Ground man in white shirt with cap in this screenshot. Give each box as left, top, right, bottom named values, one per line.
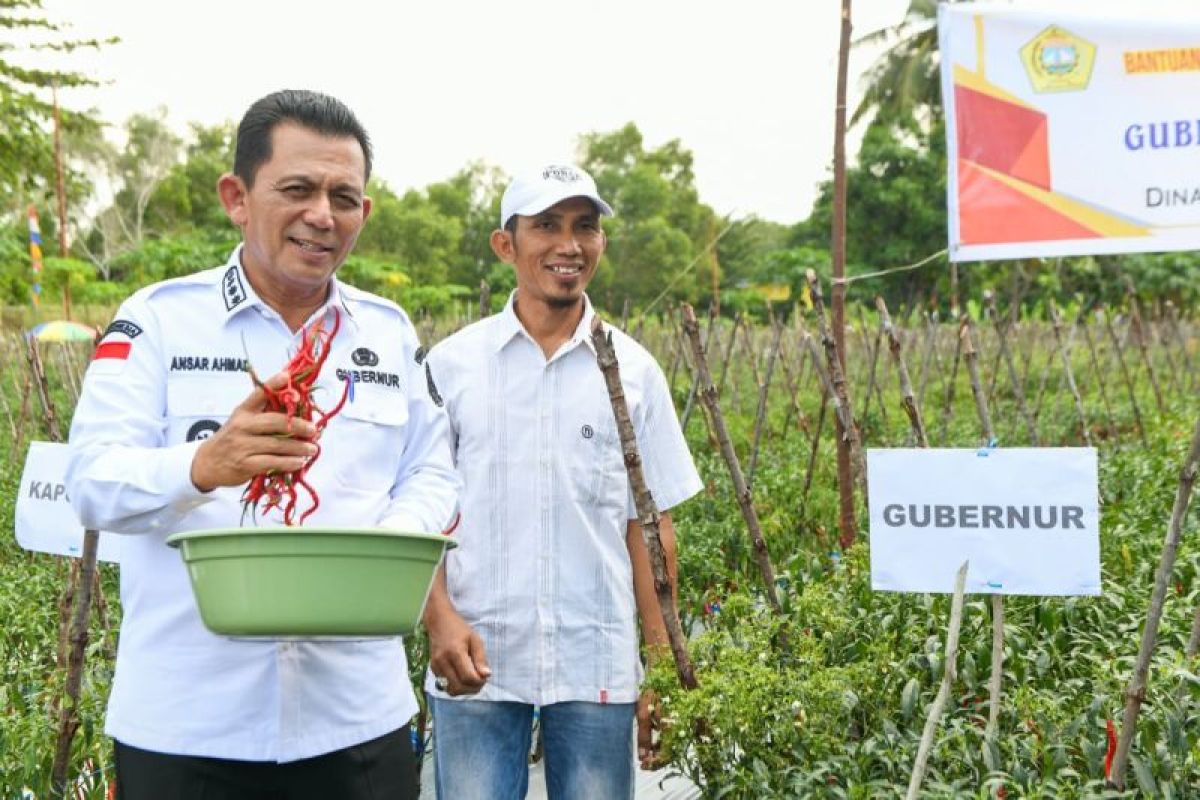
left=421, top=164, right=703, bottom=799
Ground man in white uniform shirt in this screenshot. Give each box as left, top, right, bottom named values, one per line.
left=422, top=165, right=703, bottom=799
left=66, top=90, right=458, bottom=798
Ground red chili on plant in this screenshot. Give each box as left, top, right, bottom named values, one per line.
left=241, top=307, right=351, bottom=526
left=1104, top=718, right=1117, bottom=780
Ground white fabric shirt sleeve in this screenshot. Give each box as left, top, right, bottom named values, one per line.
left=376, top=341, right=460, bottom=535
left=66, top=295, right=213, bottom=534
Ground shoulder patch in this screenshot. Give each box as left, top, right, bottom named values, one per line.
left=103, top=319, right=142, bottom=340
left=222, top=266, right=247, bottom=311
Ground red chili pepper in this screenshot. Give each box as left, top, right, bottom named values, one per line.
left=241, top=307, right=350, bottom=526
left=1104, top=719, right=1117, bottom=780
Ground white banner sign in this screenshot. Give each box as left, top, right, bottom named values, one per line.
left=16, top=442, right=121, bottom=563
left=940, top=3, right=1200, bottom=261
left=868, top=448, right=1099, bottom=595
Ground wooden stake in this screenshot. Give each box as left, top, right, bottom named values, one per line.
left=1049, top=302, right=1092, bottom=447
left=590, top=316, right=698, bottom=690
left=50, top=530, right=100, bottom=795
left=1109, top=416, right=1200, bottom=790
left=1078, top=309, right=1118, bottom=443
left=748, top=320, right=783, bottom=489
left=807, top=270, right=864, bottom=547
left=906, top=560, right=969, bottom=800
left=681, top=304, right=782, bottom=614
left=876, top=296, right=928, bottom=447
left=986, top=291, right=1038, bottom=445
left=1103, top=309, right=1147, bottom=445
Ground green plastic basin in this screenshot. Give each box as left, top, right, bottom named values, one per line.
left=166, top=527, right=455, bottom=637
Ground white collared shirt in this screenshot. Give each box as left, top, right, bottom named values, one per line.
left=66, top=247, right=459, bottom=762
left=424, top=293, right=702, bottom=706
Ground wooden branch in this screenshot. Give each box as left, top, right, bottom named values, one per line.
left=590, top=316, right=698, bottom=690
left=986, top=291, right=1038, bottom=445
left=681, top=304, right=782, bottom=614
left=1103, top=309, right=1147, bottom=445
left=806, top=269, right=864, bottom=548
left=876, top=296, right=928, bottom=447
left=1109, top=416, right=1200, bottom=790
left=478, top=279, right=491, bottom=319
left=1124, top=278, right=1166, bottom=415
left=748, top=321, right=783, bottom=489
left=49, top=530, right=99, bottom=795
left=1049, top=302, right=1092, bottom=447
left=906, top=560, right=969, bottom=800
left=1078, top=309, right=1118, bottom=442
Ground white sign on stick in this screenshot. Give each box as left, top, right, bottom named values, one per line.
left=16, top=441, right=121, bottom=563
left=868, top=448, right=1099, bottom=595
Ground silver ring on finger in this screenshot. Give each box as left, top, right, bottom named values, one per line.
left=435, top=675, right=449, bottom=691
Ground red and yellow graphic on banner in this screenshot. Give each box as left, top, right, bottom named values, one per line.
left=951, top=17, right=1146, bottom=250
left=939, top=4, right=1200, bottom=262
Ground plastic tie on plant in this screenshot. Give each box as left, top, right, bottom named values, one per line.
left=976, top=437, right=999, bottom=457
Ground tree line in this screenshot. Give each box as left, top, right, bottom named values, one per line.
left=4, top=0, right=1199, bottom=321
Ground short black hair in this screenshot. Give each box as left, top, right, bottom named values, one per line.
left=233, top=90, right=373, bottom=187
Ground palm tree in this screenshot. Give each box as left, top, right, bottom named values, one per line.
left=851, top=0, right=945, bottom=127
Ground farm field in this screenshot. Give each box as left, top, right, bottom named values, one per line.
left=2, top=293, right=1199, bottom=799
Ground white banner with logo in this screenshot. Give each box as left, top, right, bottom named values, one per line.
left=868, top=448, right=1099, bottom=595
left=940, top=3, right=1200, bottom=261
left=16, top=441, right=121, bottom=563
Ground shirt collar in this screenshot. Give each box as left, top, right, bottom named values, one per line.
left=492, top=291, right=600, bottom=357
left=219, top=245, right=358, bottom=332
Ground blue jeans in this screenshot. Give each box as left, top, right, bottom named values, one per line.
left=430, top=697, right=635, bottom=800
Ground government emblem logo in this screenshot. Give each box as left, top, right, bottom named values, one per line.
left=1020, top=25, right=1096, bottom=93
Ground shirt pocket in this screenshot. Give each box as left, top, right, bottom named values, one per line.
left=327, top=391, right=410, bottom=492
left=165, top=377, right=247, bottom=445
left=572, top=409, right=631, bottom=517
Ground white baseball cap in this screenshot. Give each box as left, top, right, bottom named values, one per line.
left=499, top=164, right=614, bottom=229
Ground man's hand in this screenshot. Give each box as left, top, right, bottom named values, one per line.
left=189, top=372, right=319, bottom=493
left=637, top=688, right=663, bottom=770
left=426, top=605, right=491, bottom=696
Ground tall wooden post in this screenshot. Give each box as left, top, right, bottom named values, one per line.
left=830, top=0, right=855, bottom=546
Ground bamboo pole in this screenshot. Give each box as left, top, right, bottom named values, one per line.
left=681, top=304, right=782, bottom=614
left=1109, top=416, right=1200, bottom=790
left=876, top=296, right=928, bottom=447
left=590, top=316, right=698, bottom=690
left=906, top=561, right=969, bottom=800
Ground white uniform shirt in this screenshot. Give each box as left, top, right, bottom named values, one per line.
left=424, top=293, right=702, bottom=706
left=66, top=248, right=459, bottom=762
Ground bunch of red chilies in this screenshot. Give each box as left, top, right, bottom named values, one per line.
left=242, top=307, right=350, bottom=526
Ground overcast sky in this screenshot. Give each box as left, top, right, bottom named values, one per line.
left=35, top=0, right=921, bottom=224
